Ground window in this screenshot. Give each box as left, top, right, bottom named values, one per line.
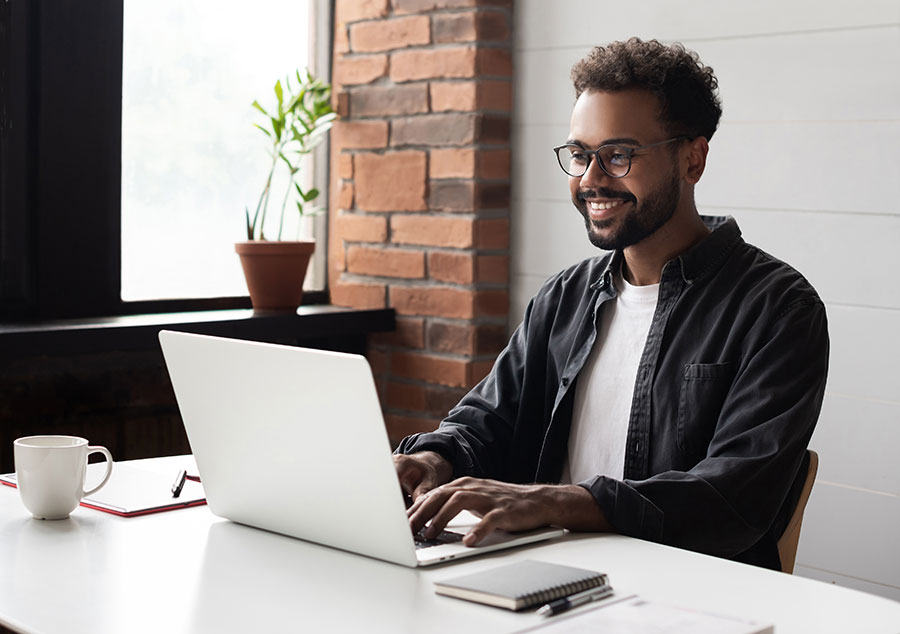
left=0, top=0, right=330, bottom=320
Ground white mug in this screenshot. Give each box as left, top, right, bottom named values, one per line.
left=13, top=435, right=114, bottom=520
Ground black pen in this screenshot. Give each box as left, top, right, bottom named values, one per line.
left=171, top=469, right=187, bottom=498
left=537, top=584, right=614, bottom=617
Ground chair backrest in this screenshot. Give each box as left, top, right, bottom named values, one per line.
left=777, top=449, right=819, bottom=574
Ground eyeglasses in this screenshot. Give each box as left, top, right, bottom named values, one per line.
left=553, top=136, right=690, bottom=178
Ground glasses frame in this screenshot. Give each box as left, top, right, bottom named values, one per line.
left=553, top=136, right=691, bottom=179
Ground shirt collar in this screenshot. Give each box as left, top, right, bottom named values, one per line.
left=676, top=215, right=742, bottom=283
left=590, top=215, right=742, bottom=290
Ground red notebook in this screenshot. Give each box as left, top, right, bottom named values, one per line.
left=1, top=461, right=206, bottom=517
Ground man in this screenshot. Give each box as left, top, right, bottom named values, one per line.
left=394, top=38, right=829, bottom=571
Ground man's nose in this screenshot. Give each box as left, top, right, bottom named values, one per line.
left=579, top=156, right=610, bottom=189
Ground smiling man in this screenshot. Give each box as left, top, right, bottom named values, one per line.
left=394, top=38, right=829, bottom=571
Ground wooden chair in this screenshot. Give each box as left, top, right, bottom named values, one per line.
left=777, top=449, right=819, bottom=574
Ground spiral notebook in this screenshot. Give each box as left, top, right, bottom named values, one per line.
left=434, top=560, right=610, bottom=611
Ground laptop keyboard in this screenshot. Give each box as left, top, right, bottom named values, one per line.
left=414, top=527, right=465, bottom=550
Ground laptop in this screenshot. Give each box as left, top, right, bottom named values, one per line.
left=158, top=330, right=564, bottom=567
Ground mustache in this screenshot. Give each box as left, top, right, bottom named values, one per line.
left=576, top=188, right=636, bottom=204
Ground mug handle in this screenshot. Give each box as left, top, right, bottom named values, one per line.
left=83, top=446, right=114, bottom=497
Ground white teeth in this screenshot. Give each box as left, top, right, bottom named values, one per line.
left=589, top=200, right=625, bottom=210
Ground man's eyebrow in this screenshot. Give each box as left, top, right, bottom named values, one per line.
left=564, top=137, right=642, bottom=147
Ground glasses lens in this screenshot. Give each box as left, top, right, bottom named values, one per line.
left=557, top=146, right=588, bottom=176
left=598, top=146, right=631, bottom=177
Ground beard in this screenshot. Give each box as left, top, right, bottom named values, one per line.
left=574, top=165, right=681, bottom=251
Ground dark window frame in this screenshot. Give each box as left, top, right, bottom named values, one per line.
left=0, top=0, right=327, bottom=322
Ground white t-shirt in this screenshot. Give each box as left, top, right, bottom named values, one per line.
left=562, top=270, right=659, bottom=484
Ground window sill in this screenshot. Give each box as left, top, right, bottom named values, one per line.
left=0, top=305, right=396, bottom=359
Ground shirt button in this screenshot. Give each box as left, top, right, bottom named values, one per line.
left=561, top=377, right=569, bottom=387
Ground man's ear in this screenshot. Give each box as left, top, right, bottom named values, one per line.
left=683, top=137, right=709, bottom=184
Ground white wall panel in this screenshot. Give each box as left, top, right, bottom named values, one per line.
left=722, top=208, right=900, bottom=310
left=827, top=304, right=900, bottom=402
left=795, top=565, right=900, bottom=603
left=511, top=199, right=603, bottom=276
left=515, top=27, right=900, bottom=126
left=698, top=121, right=900, bottom=215
left=811, top=395, right=900, bottom=495
left=797, top=483, right=900, bottom=589
left=514, top=0, right=899, bottom=51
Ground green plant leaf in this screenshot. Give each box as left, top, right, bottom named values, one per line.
left=278, top=151, right=294, bottom=171
left=301, top=187, right=319, bottom=202
left=270, top=116, right=283, bottom=139
left=251, top=100, right=269, bottom=116
left=295, top=201, right=304, bottom=215
left=274, top=80, right=283, bottom=106
left=253, top=123, right=272, bottom=137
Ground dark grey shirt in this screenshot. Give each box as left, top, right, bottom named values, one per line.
left=397, top=216, right=829, bottom=570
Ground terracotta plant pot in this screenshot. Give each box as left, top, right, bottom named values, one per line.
left=235, top=240, right=315, bottom=310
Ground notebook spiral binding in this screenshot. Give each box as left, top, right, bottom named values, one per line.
left=519, top=573, right=608, bottom=607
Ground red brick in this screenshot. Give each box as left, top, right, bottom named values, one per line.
left=476, top=254, right=509, bottom=283
left=432, top=10, right=509, bottom=43
left=428, top=251, right=474, bottom=284
left=475, top=217, right=509, bottom=249
left=337, top=181, right=354, bottom=210
left=391, top=113, right=477, bottom=147
left=469, top=359, right=495, bottom=385
left=425, top=320, right=509, bottom=356
left=429, top=181, right=509, bottom=211
left=336, top=0, right=389, bottom=23
left=347, top=246, right=425, bottom=278
left=477, top=80, right=512, bottom=111
left=391, top=215, right=474, bottom=248
left=333, top=120, right=389, bottom=150
left=429, top=80, right=512, bottom=112
left=476, top=148, right=510, bottom=179
left=384, top=414, right=441, bottom=449
left=335, top=25, right=351, bottom=55
left=336, top=213, right=388, bottom=242
left=427, top=321, right=476, bottom=354
left=430, top=82, right=477, bottom=112
left=366, top=346, right=389, bottom=377
left=338, top=154, right=354, bottom=180
left=393, top=0, right=511, bottom=13
left=390, top=285, right=476, bottom=319
left=390, top=47, right=476, bottom=82
left=477, top=114, right=510, bottom=143
left=424, top=385, right=468, bottom=415
left=430, top=148, right=476, bottom=179
left=355, top=151, right=427, bottom=211
left=386, top=381, right=426, bottom=411
left=391, top=351, right=469, bottom=387
left=334, top=91, right=351, bottom=117
left=370, top=317, right=426, bottom=348
left=429, top=180, right=474, bottom=212
left=475, top=289, right=508, bottom=316
left=476, top=47, right=513, bottom=77
left=334, top=54, right=388, bottom=86
left=331, top=280, right=387, bottom=308
left=350, top=83, right=428, bottom=117
left=350, top=16, right=430, bottom=53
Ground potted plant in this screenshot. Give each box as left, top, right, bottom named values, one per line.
left=235, top=68, right=336, bottom=310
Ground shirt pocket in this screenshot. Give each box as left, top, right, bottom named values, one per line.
left=677, top=362, right=736, bottom=465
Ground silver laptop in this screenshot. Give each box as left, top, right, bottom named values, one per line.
left=158, top=330, right=564, bottom=567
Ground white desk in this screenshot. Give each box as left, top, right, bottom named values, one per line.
left=1, top=456, right=899, bottom=634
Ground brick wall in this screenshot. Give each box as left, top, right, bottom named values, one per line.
left=329, top=0, right=513, bottom=448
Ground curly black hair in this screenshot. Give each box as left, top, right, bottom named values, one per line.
left=571, top=38, right=723, bottom=141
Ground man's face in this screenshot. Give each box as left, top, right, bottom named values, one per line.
left=566, top=89, right=684, bottom=251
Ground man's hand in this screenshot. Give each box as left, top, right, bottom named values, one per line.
left=406, top=477, right=611, bottom=546
left=393, top=451, right=453, bottom=502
